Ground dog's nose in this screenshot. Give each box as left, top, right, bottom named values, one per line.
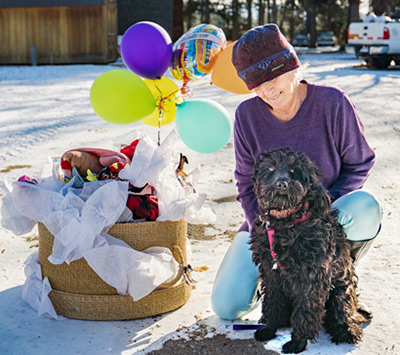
left=276, top=180, right=288, bottom=191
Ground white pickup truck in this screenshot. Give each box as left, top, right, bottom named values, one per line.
left=346, top=14, right=400, bottom=69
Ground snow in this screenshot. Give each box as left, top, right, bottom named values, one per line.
left=1, top=52, right=399, bottom=355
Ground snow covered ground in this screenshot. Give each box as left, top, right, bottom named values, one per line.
left=0, top=52, right=399, bottom=355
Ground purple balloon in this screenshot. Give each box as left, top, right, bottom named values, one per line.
left=121, top=22, right=173, bottom=80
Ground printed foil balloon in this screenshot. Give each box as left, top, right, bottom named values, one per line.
left=170, top=24, right=227, bottom=87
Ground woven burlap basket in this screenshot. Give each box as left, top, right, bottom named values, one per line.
left=38, top=220, right=191, bottom=321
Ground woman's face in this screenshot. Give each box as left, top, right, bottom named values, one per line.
left=253, top=70, right=299, bottom=111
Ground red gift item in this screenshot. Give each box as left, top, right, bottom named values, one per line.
left=126, top=194, right=159, bottom=221
left=60, top=160, right=72, bottom=170
left=109, top=162, right=126, bottom=173
left=120, top=139, right=140, bottom=161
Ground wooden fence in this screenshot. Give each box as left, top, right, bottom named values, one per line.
left=0, top=0, right=118, bottom=64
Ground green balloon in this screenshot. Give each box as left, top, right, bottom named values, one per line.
left=176, top=99, right=232, bottom=154
left=90, top=69, right=156, bottom=125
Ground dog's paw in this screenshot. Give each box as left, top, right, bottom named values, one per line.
left=330, top=332, right=360, bottom=345
left=282, top=339, right=307, bottom=354
left=254, top=327, right=276, bottom=341
left=330, top=323, right=363, bottom=344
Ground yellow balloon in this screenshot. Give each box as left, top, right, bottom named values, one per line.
left=211, top=41, right=253, bottom=95
left=141, top=77, right=183, bottom=127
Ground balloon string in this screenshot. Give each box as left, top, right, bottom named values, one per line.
left=153, top=81, right=181, bottom=146
left=154, top=84, right=181, bottom=113
left=158, top=107, right=161, bottom=146
left=155, top=83, right=163, bottom=146
left=191, top=80, right=212, bottom=88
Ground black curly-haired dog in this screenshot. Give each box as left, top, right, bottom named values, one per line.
left=250, top=148, right=368, bottom=354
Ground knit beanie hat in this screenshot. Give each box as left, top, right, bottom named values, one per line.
left=232, top=24, right=300, bottom=90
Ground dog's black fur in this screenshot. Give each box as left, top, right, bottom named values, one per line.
left=250, top=148, right=367, bottom=354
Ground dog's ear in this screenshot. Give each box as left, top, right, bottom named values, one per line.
left=252, top=152, right=269, bottom=183
left=296, top=154, right=332, bottom=214
left=307, top=177, right=332, bottom=215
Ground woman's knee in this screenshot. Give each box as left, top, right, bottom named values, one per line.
left=211, top=231, right=259, bottom=320
left=333, top=189, right=383, bottom=241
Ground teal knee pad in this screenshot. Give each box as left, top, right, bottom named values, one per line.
left=333, top=189, right=383, bottom=241
left=211, top=231, right=259, bottom=320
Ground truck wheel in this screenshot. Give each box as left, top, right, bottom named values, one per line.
left=369, top=56, right=392, bottom=69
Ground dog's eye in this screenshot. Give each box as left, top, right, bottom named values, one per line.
left=268, top=167, right=275, bottom=172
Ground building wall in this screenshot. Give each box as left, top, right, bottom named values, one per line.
left=0, top=2, right=118, bottom=65
left=117, top=0, right=173, bottom=36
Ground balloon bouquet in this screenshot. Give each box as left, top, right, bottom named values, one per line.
left=90, top=21, right=249, bottom=154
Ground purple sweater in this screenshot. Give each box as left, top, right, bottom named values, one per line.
left=234, top=81, right=375, bottom=231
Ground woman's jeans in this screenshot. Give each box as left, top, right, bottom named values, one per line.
left=211, top=190, right=383, bottom=320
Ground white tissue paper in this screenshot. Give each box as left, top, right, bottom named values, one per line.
left=119, top=129, right=216, bottom=224
left=83, top=240, right=177, bottom=301
left=2, top=129, right=216, bottom=317
left=21, top=251, right=62, bottom=320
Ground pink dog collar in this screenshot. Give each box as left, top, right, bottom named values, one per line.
left=267, top=212, right=311, bottom=270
